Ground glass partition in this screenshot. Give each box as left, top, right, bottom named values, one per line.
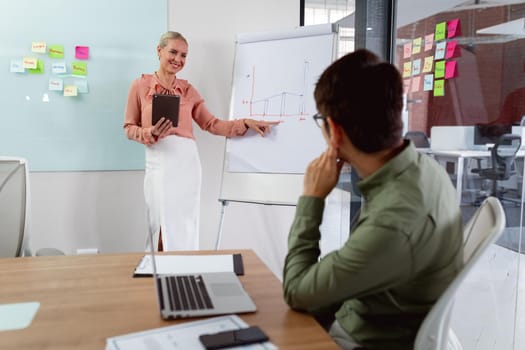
left=396, top=1, right=525, bottom=348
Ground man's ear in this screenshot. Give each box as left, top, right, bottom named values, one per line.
left=326, top=117, right=343, bottom=148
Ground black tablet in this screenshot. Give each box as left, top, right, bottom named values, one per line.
left=152, top=94, right=180, bottom=127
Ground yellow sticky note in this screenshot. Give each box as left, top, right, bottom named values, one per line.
left=31, top=42, right=46, bottom=54
left=403, top=61, right=412, bottom=78
left=64, top=85, right=78, bottom=97
left=422, top=56, right=434, bottom=73
left=412, top=37, right=422, bottom=54
left=433, top=79, right=445, bottom=96
left=22, top=57, right=38, bottom=69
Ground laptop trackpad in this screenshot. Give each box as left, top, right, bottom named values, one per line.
left=210, top=283, right=243, bottom=297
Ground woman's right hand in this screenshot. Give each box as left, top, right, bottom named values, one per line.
left=151, top=117, right=173, bottom=140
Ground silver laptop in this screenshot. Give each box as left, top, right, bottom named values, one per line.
left=148, top=232, right=256, bottom=319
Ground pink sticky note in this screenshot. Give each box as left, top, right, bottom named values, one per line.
left=445, top=61, right=458, bottom=79
left=403, top=42, right=412, bottom=59
left=447, top=19, right=461, bottom=38
left=403, top=79, right=411, bottom=93
left=75, top=46, right=89, bottom=60
left=445, top=40, right=461, bottom=59
left=411, top=76, right=421, bottom=93
left=424, top=33, right=434, bottom=51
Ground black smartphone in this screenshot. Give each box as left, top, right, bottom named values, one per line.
left=199, top=326, right=269, bottom=350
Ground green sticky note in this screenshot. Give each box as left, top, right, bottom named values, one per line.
left=49, top=45, right=64, bottom=59
left=0, top=302, right=40, bottom=331
left=435, top=21, right=447, bottom=41
left=28, top=59, right=44, bottom=74
left=434, top=79, right=445, bottom=96
left=434, top=60, right=445, bottom=79
left=72, top=61, right=87, bottom=76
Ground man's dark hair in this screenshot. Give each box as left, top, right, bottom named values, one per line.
left=314, top=49, right=403, bottom=153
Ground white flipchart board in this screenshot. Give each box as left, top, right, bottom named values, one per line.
left=220, top=24, right=338, bottom=205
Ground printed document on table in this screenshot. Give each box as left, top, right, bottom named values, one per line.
left=105, top=314, right=277, bottom=350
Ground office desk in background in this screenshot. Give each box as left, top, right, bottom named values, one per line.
left=0, top=250, right=338, bottom=350
left=431, top=149, right=525, bottom=205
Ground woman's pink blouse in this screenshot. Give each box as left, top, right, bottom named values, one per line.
left=124, top=74, right=247, bottom=145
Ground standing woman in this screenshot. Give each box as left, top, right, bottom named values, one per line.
left=124, top=31, right=276, bottom=251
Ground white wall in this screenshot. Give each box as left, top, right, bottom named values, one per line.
left=29, top=171, right=148, bottom=254
left=168, top=0, right=299, bottom=276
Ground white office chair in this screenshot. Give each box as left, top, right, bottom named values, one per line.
left=414, top=197, right=506, bottom=350
left=0, top=157, right=63, bottom=257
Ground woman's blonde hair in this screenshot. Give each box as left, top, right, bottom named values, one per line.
left=158, top=31, right=187, bottom=48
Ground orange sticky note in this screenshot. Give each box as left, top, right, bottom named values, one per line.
left=447, top=19, right=461, bottom=38
left=445, top=61, right=458, bottom=79
left=445, top=40, right=461, bottom=59
left=22, top=57, right=38, bottom=69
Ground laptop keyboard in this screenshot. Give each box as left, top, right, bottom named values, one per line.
left=165, top=275, right=214, bottom=311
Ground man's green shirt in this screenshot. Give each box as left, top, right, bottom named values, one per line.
left=283, top=142, right=463, bottom=350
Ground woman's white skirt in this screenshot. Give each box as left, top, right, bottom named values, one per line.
left=144, top=135, right=201, bottom=251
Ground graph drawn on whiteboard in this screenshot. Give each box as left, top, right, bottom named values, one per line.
left=227, top=30, right=336, bottom=174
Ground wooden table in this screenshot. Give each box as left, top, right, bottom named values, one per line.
left=0, top=250, right=338, bottom=349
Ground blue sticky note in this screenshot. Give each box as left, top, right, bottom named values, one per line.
left=0, top=302, right=40, bottom=331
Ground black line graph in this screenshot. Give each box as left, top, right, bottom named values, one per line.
left=240, top=61, right=311, bottom=121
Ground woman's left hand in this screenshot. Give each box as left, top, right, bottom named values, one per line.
left=244, top=119, right=280, bottom=137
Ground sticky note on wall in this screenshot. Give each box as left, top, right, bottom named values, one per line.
left=422, top=56, right=434, bottom=73
left=434, top=61, right=445, bottom=78
left=423, top=74, right=434, bottom=91
left=72, top=61, right=87, bottom=76
left=435, top=21, right=447, bottom=41
left=446, top=41, right=461, bottom=59
left=75, top=46, right=89, bottom=60
left=447, top=19, right=461, bottom=38
left=64, top=85, right=78, bottom=97
left=424, top=33, right=434, bottom=51
left=445, top=61, right=458, bottom=79
left=49, top=45, right=64, bottom=59
left=434, top=79, right=445, bottom=96
left=31, top=42, right=46, bottom=53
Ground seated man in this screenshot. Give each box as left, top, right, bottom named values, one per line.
left=282, top=49, right=463, bottom=350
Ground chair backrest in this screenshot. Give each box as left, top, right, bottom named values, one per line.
left=0, top=157, right=30, bottom=257
left=405, top=131, right=431, bottom=148
left=491, top=133, right=521, bottom=179
left=414, top=197, right=506, bottom=350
